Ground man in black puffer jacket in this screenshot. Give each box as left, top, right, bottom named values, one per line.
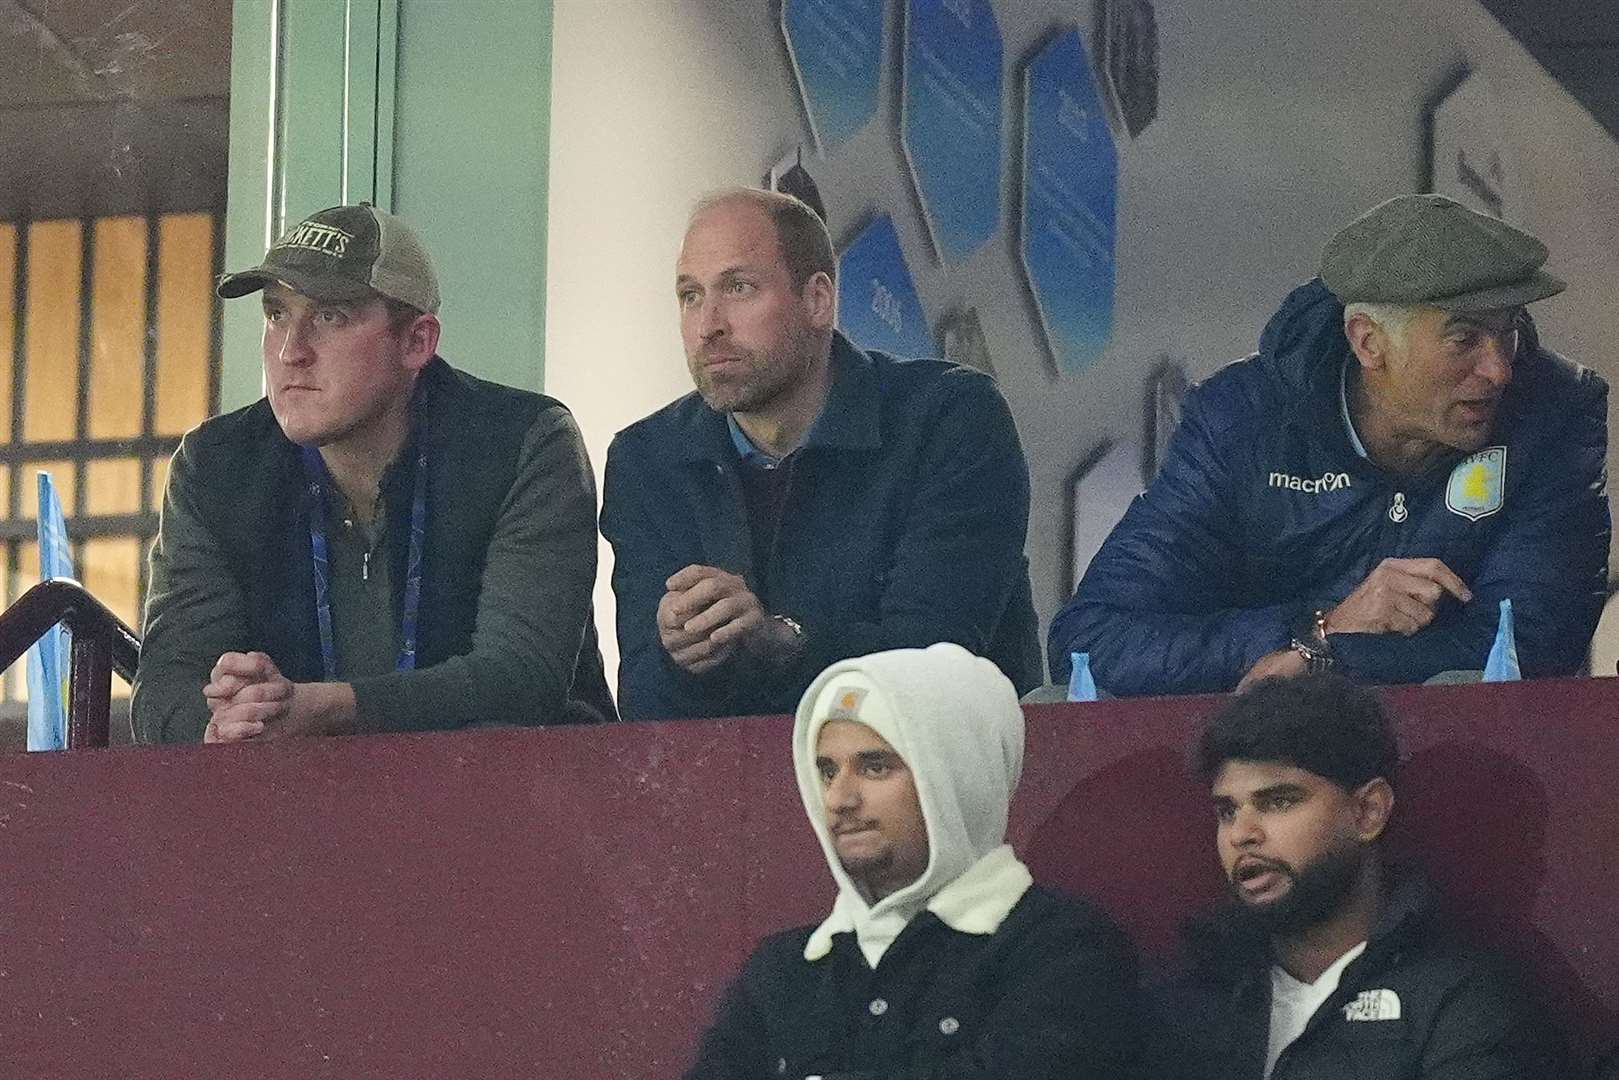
left=1148, top=674, right=1567, bottom=1079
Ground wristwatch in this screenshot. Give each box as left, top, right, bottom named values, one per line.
left=771, top=613, right=804, bottom=639
left=1289, top=608, right=1335, bottom=673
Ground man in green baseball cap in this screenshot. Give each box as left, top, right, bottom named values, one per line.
left=133, top=204, right=616, bottom=743
left=1050, top=193, right=1609, bottom=696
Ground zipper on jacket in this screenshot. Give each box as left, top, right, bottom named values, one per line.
left=1388, top=491, right=1407, bottom=524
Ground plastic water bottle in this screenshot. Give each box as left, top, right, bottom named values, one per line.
left=1067, top=652, right=1098, bottom=702
left=1482, top=598, right=1521, bottom=682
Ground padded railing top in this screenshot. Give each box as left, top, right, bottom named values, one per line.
left=0, top=577, right=140, bottom=682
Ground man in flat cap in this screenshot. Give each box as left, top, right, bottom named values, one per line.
left=1050, top=194, right=1609, bottom=695
left=133, top=204, right=615, bottom=742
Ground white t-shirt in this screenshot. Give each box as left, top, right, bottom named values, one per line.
left=1265, top=941, right=1368, bottom=1078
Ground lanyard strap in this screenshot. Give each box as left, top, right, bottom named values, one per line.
left=302, top=441, right=429, bottom=681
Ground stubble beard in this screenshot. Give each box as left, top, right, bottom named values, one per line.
left=1442, top=405, right=1498, bottom=453
left=689, top=320, right=818, bottom=416
left=838, top=846, right=893, bottom=879
left=691, top=348, right=779, bottom=414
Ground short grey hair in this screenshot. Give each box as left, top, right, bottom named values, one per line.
left=1343, top=301, right=1420, bottom=350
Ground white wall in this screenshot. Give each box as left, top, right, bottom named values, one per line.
left=547, top=0, right=1619, bottom=683
left=547, top=0, right=802, bottom=679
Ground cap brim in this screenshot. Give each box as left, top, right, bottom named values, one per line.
left=1429, top=268, right=1567, bottom=311
left=215, top=266, right=377, bottom=304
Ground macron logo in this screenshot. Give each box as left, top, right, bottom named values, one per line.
left=1269, top=470, right=1351, bottom=494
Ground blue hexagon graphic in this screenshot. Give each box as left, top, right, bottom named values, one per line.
left=781, top=0, right=887, bottom=152
left=900, top=0, right=1004, bottom=263
left=837, top=215, right=933, bottom=358
left=1020, top=29, right=1118, bottom=376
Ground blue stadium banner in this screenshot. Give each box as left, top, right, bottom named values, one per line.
left=26, top=471, right=74, bottom=751
left=781, top=0, right=887, bottom=152
left=901, top=0, right=1004, bottom=262
left=1019, top=29, right=1118, bottom=376
left=837, top=215, right=933, bottom=358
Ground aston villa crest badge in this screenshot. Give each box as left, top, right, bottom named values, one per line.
left=1446, top=446, right=1506, bottom=522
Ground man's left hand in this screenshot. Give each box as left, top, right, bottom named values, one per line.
left=1236, top=648, right=1306, bottom=692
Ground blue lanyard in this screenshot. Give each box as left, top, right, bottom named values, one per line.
left=301, top=439, right=429, bottom=681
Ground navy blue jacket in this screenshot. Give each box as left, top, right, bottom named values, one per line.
left=1050, top=280, right=1610, bottom=695
left=602, top=332, right=1041, bottom=720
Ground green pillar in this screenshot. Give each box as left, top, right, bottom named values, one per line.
left=392, top=2, right=554, bottom=393
left=222, top=0, right=551, bottom=408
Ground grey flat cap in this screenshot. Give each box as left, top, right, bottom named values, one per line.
left=1320, top=194, right=1565, bottom=311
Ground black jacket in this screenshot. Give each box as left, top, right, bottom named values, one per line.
left=684, top=886, right=1141, bottom=1080
left=1148, top=872, right=1567, bottom=1079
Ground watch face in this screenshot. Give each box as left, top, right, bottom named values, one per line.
left=1289, top=640, right=1330, bottom=673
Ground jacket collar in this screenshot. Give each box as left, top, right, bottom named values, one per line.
left=1181, top=866, right=1438, bottom=1077
left=1260, top=280, right=1546, bottom=481
left=676, top=330, right=881, bottom=464
left=804, top=844, right=1033, bottom=968
left=276, top=355, right=449, bottom=504
left=366, top=358, right=450, bottom=507
left=1186, top=864, right=1438, bottom=985
left=405, top=355, right=454, bottom=455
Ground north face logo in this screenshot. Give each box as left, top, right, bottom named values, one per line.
left=1269, top=470, right=1351, bottom=494
left=1343, top=988, right=1402, bottom=1021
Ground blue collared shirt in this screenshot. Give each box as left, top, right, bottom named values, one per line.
left=726, top=413, right=783, bottom=470
left=727, top=412, right=830, bottom=471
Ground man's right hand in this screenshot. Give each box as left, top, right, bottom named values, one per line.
left=1324, top=557, right=1473, bottom=637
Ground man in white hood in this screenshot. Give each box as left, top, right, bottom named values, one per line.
left=684, top=642, right=1142, bottom=1079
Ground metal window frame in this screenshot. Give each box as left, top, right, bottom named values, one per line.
left=1, top=212, right=225, bottom=701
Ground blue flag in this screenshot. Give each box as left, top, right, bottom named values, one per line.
left=1067, top=652, right=1099, bottom=702
left=25, top=472, right=74, bottom=751
left=1482, top=598, right=1521, bottom=682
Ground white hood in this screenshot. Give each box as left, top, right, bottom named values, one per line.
left=792, top=643, right=1033, bottom=968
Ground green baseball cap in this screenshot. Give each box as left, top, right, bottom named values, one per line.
left=217, top=203, right=440, bottom=314
left=1319, top=194, right=1564, bottom=311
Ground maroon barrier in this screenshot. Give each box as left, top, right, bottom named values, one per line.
left=0, top=678, right=1615, bottom=1077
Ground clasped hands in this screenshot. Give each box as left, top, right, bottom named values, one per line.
left=1237, top=557, right=1473, bottom=690
left=202, top=652, right=353, bottom=743
left=657, top=565, right=803, bottom=675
